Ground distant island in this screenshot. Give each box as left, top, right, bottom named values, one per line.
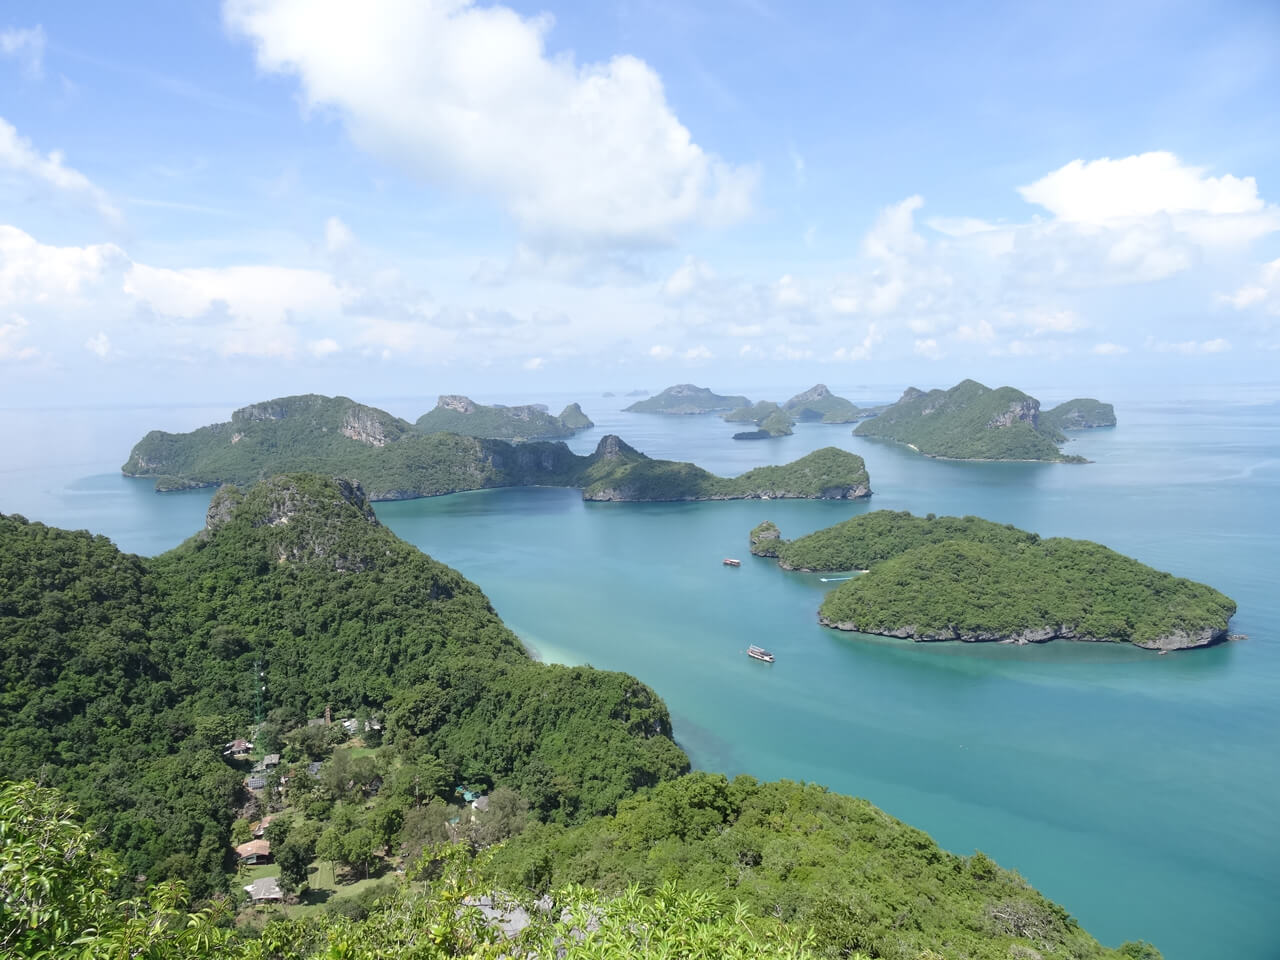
left=853, top=379, right=1113, bottom=461
left=624, top=383, right=750, bottom=414
left=724, top=401, right=794, bottom=440
left=415, top=394, right=593, bottom=440
left=751, top=511, right=1236, bottom=651
left=1039, top=397, right=1117, bottom=432
left=782, top=383, right=873, bottom=423
left=123, top=394, right=872, bottom=502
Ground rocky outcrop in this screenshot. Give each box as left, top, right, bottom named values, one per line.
left=749, top=521, right=782, bottom=557
left=817, top=617, right=1230, bottom=651
left=986, top=397, right=1040, bottom=430
left=439, top=395, right=478, bottom=414
left=341, top=407, right=393, bottom=446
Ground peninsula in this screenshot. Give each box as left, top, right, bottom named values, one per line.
left=752, top=511, right=1236, bottom=650
left=122, top=394, right=871, bottom=502
left=852, top=379, right=1112, bottom=461
left=416, top=394, right=593, bottom=440
left=624, top=383, right=750, bottom=414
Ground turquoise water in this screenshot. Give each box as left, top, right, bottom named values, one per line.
left=2, top=391, right=1278, bottom=959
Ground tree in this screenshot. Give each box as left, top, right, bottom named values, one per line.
left=316, top=827, right=344, bottom=885
left=343, top=827, right=379, bottom=881
left=230, top=817, right=252, bottom=845
left=275, top=838, right=312, bottom=896
left=473, top=786, right=529, bottom=846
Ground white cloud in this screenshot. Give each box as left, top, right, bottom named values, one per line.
left=1092, top=342, right=1129, bottom=355
left=1149, top=337, right=1231, bottom=355
left=774, top=274, right=805, bottom=308
left=0, top=314, right=37, bottom=360
left=682, top=344, right=713, bottom=361
left=522, top=355, right=544, bottom=370
left=727, top=323, right=763, bottom=338
left=663, top=255, right=715, bottom=299
left=913, top=337, right=941, bottom=359
left=0, top=225, right=126, bottom=307
left=1019, top=153, right=1263, bottom=223
left=224, top=0, right=756, bottom=246
left=83, top=331, right=111, bottom=357
left=831, top=323, right=882, bottom=362
left=0, top=25, right=45, bottom=78
left=788, top=143, right=805, bottom=186
left=648, top=344, right=673, bottom=359
left=1028, top=308, right=1086, bottom=335
left=308, top=337, right=340, bottom=357
left=1224, top=258, right=1280, bottom=315
left=323, top=216, right=355, bottom=256
left=0, top=117, right=120, bottom=222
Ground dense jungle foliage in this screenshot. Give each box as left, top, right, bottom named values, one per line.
left=122, top=394, right=866, bottom=502
left=486, top=772, right=1160, bottom=960
left=853, top=380, right=1082, bottom=461
left=0, top=475, right=687, bottom=895
left=753, top=511, right=1236, bottom=646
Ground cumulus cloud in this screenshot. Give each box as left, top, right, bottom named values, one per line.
left=0, top=25, right=45, bottom=78
left=1148, top=337, right=1231, bottom=355
left=648, top=344, right=673, bottom=359
left=1092, top=342, right=1129, bottom=355
left=1224, top=258, right=1280, bottom=315
left=522, top=355, right=544, bottom=370
left=224, top=0, right=756, bottom=246
left=0, top=117, right=120, bottom=222
left=913, top=337, right=941, bottom=359
left=0, top=314, right=37, bottom=360
left=831, top=323, right=882, bottom=362
left=308, top=337, right=339, bottom=357
left=664, top=255, right=715, bottom=299
left=83, top=331, right=111, bottom=357
left=682, top=344, right=713, bottom=361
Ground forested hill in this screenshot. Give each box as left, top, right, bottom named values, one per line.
left=415, top=394, right=593, bottom=439
left=123, top=395, right=872, bottom=502
left=0, top=474, right=688, bottom=893
left=852, top=379, right=1110, bottom=461
left=753, top=511, right=1237, bottom=649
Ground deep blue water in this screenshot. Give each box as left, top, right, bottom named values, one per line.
left=3, top=388, right=1278, bottom=959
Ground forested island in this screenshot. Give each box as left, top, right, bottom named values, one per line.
left=782, top=383, right=872, bottom=423
left=624, top=383, right=750, bottom=414
left=852, top=379, right=1113, bottom=461
left=0, top=477, right=1160, bottom=959
left=752, top=511, right=1236, bottom=649
left=122, top=394, right=869, bottom=502
left=724, top=401, right=795, bottom=439
left=416, top=394, right=593, bottom=439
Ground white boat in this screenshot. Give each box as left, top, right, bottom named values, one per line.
left=746, top=645, right=775, bottom=663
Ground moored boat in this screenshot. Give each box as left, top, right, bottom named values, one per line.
left=723, top=558, right=741, bottom=566
left=747, top=645, right=775, bottom=663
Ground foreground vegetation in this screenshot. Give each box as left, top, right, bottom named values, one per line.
left=123, top=394, right=869, bottom=502
left=0, top=480, right=1165, bottom=956
left=0, top=475, right=687, bottom=897
left=755, top=511, right=1236, bottom=648
left=853, top=380, right=1107, bottom=461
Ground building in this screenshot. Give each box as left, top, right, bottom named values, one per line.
left=246, top=776, right=267, bottom=791
left=235, top=839, right=271, bottom=865
left=223, top=739, right=252, bottom=756
left=243, top=876, right=283, bottom=903
left=262, top=753, right=281, bottom=769
left=250, top=815, right=275, bottom=839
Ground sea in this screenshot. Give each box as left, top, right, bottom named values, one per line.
left=3, top=385, right=1278, bottom=960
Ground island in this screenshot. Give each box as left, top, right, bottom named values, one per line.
left=752, top=510, right=1236, bottom=650
left=852, top=379, right=1110, bottom=461
left=624, top=383, right=750, bottom=414
left=122, top=394, right=872, bottom=502
left=1039, top=397, right=1117, bottom=432
left=782, top=383, right=872, bottom=423
left=723, top=401, right=795, bottom=439
left=416, top=394, right=594, bottom=439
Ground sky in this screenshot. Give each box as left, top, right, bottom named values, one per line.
left=1, top=0, right=1279, bottom=405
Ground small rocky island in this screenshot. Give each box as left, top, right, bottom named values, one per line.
left=782, top=384, right=873, bottom=423
left=853, top=379, right=1113, bottom=461
left=724, top=402, right=795, bottom=439
left=624, top=383, right=750, bottom=414
left=751, top=511, right=1236, bottom=651
left=123, top=394, right=872, bottom=503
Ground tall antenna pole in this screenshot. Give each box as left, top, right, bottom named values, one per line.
left=255, top=658, right=265, bottom=731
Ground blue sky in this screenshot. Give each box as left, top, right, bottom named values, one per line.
left=1, top=0, right=1278, bottom=404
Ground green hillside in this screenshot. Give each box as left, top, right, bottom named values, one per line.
left=782, top=383, right=866, bottom=422
left=1040, top=398, right=1117, bottom=432
left=853, top=380, right=1086, bottom=461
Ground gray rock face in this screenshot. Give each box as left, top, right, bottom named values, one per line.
left=439, top=394, right=478, bottom=414
left=817, top=617, right=1229, bottom=651
left=986, top=397, right=1040, bottom=430
left=749, top=521, right=782, bottom=557
left=341, top=407, right=392, bottom=446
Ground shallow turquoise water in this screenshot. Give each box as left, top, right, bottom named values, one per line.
left=3, top=392, right=1278, bottom=959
